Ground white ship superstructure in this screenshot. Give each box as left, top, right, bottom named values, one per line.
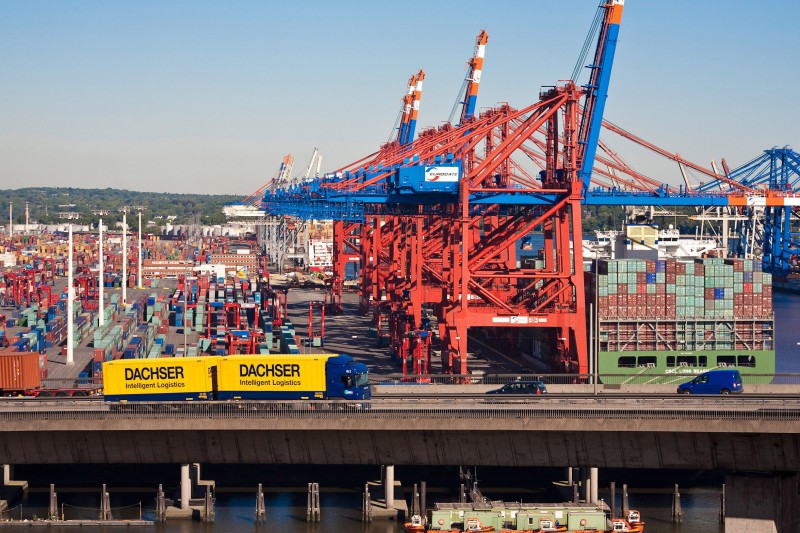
left=582, top=224, right=717, bottom=260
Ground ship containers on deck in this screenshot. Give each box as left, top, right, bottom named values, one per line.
left=103, top=357, right=217, bottom=401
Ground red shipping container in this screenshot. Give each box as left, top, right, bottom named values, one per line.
left=0, top=353, right=41, bottom=391
left=636, top=272, right=646, bottom=283
left=656, top=284, right=666, bottom=294
left=666, top=262, right=676, bottom=274
left=666, top=273, right=676, bottom=284
left=743, top=282, right=752, bottom=293
left=705, top=288, right=715, bottom=299
left=40, top=368, right=48, bottom=380
left=609, top=294, right=618, bottom=306
left=666, top=294, right=676, bottom=305
left=93, top=347, right=106, bottom=362
left=646, top=260, right=656, bottom=273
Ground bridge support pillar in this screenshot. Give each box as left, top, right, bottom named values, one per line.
left=1, top=464, right=27, bottom=490
left=167, top=464, right=215, bottom=520
left=385, top=465, right=395, bottom=508
left=180, top=464, right=191, bottom=510
left=590, top=467, right=599, bottom=504
left=581, top=468, right=590, bottom=503
left=1, top=465, right=27, bottom=514
left=724, top=473, right=799, bottom=533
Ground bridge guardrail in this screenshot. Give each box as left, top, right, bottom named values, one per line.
left=373, top=373, right=800, bottom=386
left=1, top=400, right=800, bottom=422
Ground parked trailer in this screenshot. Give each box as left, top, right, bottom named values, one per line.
left=102, top=354, right=370, bottom=402
left=0, top=353, right=40, bottom=395
left=0, top=352, right=99, bottom=397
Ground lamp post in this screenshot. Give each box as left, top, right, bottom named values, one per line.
left=67, top=224, right=74, bottom=365
left=138, top=211, right=143, bottom=289
left=99, top=218, right=104, bottom=327
left=122, top=210, right=127, bottom=305
left=183, top=270, right=188, bottom=357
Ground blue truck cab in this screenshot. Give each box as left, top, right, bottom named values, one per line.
left=677, top=369, right=743, bottom=395
left=325, top=354, right=371, bottom=400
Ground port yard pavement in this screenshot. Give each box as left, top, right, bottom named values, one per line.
left=278, top=285, right=531, bottom=376
left=276, top=284, right=399, bottom=372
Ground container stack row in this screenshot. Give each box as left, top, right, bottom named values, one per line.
left=589, top=257, right=775, bottom=354
left=279, top=320, right=299, bottom=354
left=92, top=292, right=167, bottom=377
left=593, top=258, right=773, bottom=319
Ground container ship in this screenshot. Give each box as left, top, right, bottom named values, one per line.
left=586, top=257, right=774, bottom=381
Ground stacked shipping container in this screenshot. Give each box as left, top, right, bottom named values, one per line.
left=594, top=258, right=772, bottom=320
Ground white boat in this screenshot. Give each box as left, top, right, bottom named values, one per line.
left=582, top=224, right=716, bottom=260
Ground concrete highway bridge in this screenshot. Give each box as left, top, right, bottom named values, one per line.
left=0, top=395, right=797, bottom=469
left=0, top=395, right=798, bottom=530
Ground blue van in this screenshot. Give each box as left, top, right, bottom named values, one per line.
left=677, top=369, right=743, bottom=395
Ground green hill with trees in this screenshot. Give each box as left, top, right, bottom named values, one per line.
left=0, top=188, right=241, bottom=227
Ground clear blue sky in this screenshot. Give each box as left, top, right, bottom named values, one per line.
left=0, top=1, right=797, bottom=195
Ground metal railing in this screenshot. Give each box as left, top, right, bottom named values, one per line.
left=41, top=378, right=103, bottom=389
left=372, top=373, right=800, bottom=386
left=1, top=399, right=800, bottom=423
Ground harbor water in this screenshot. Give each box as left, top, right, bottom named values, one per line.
left=2, top=465, right=728, bottom=532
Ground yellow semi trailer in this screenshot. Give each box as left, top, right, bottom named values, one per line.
left=102, top=354, right=370, bottom=402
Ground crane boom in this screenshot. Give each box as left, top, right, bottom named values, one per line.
left=460, top=30, right=488, bottom=125
left=402, top=70, right=425, bottom=145
left=397, top=73, right=417, bottom=145
left=577, top=0, right=624, bottom=190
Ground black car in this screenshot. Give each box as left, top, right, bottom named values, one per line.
left=485, top=381, right=547, bottom=395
